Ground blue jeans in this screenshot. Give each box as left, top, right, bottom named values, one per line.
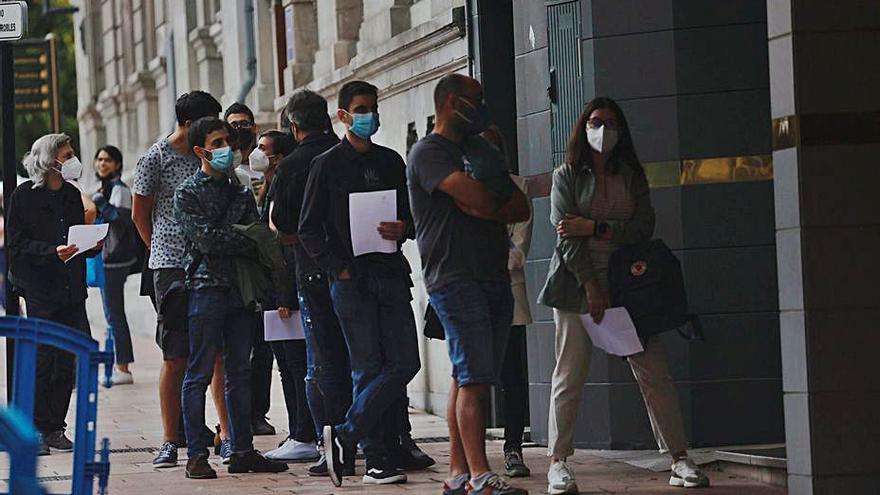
left=299, top=272, right=352, bottom=442
left=429, top=280, right=514, bottom=386
left=100, top=266, right=134, bottom=364
left=330, top=276, right=420, bottom=461
left=182, top=288, right=254, bottom=459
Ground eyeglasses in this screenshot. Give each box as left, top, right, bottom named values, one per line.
left=230, top=121, right=254, bottom=130
left=586, top=117, right=618, bottom=130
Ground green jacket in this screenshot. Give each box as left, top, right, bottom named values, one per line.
left=231, top=223, right=291, bottom=310
left=537, top=161, right=655, bottom=314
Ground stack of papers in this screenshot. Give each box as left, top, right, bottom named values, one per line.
left=263, top=310, right=305, bottom=341
left=579, top=307, right=644, bottom=357
left=348, top=189, right=397, bottom=257
left=65, top=224, right=110, bottom=262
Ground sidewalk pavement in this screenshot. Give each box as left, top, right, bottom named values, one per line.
left=0, top=279, right=785, bottom=494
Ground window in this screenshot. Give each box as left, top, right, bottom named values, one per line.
left=426, top=115, right=435, bottom=134
left=406, top=122, right=418, bottom=155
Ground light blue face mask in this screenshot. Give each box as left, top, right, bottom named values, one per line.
left=346, top=111, right=380, bottom=139
left=207, top=146, right=234, bottom=173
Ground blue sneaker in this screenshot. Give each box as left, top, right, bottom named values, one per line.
left=152, top=442, right=178, bottom=468
left=215, top=438, right=232, bottom=465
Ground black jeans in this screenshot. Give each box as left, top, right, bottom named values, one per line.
left=27, top=298, right=91, bottom=434
left=500, top=325, right=528, bottom=452
left=251, top=315, right=274, bottom=423
left=271, top=339, right=316, bottom=443
left=101, top=266, right=134, bottom=364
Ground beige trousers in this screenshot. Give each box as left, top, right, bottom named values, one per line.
left=547, top=308, right=688, bottom=459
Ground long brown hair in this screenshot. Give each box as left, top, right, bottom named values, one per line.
left=566, top=97, right=643, bottom=175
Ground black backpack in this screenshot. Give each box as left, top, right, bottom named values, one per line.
left=608, top=239, right=702, bottom=341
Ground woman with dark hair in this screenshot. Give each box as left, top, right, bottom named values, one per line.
left=538, top=97, right=709, bottom=493
left=93, top=145, right=140, bottom=385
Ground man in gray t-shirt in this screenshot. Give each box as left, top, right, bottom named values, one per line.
left=406, top=74, right=530, bottom=494
left=131, top=90, right=223, bottom=469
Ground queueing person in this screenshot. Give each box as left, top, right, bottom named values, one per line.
left=537, top=97, right=710, bottom=492
left=271, top=89, right=352, bottom=474
left=299, top=81, right=421, bottom=486
left=407, top=74, right=530, bottom=495
left=132, top=90, right=228, bottom=468
left=8, top=133, right=98, bottom=455
left=174, top=116, right=289, bottom=479
left=224, top=103, right=277, bottom=437
left=480, top=126, right=535, bottom=478
left=251, top=128, right=322, bottom=463
left=92, top=145, right=140, bottom=386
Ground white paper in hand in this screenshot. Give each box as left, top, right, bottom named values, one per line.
left=580, top=307, right=644, bottom=357
left=348, top=189, right=397, bottom=257
left=263, top=310, right=305, bottom=341
left=66, top=224, right=110, bottom=262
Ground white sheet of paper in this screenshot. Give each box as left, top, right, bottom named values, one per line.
left=580, top=307, right=644, bottom=357
left=66, top=224, right=110, bottom=262
left=263, top=310, right=305, bottom=341
left=348, top=189, right=397, bottom=257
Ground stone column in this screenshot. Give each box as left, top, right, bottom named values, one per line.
left=769, top=1, right=880, bottom=493
left=312, top=0, right=363, bottom=79
left=189, top=26, right=225, bottom=99
left=355, top=0, right=412, bottom=56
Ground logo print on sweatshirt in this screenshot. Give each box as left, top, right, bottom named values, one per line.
left=363, top=168, right=381, bottom=187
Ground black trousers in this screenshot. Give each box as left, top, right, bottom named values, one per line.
left=500, top=325, right=529, bottom=452
left=26, top=298, right=91, bottom=434
left=251, top=315, right=274, bottom=423
left=271, top=339, right=316, bottom=442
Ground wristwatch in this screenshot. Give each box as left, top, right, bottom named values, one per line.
left=594, top=221, right=610, bottom=237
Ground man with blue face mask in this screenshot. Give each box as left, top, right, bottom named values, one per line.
left=299, top=81, right=421, bottom=487
left=173, top=117, right=289, bottom=480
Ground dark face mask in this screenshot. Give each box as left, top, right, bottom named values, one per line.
left=238, top=129, right=255, bottom=150
left=454, top=97, right=490, bottom=136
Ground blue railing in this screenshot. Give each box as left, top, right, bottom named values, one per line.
left=0, top=316, right=113, bottom=494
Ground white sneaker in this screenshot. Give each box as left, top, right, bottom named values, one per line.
left=264, top=438, right=320, bottom=462
left=547, top=460, right=579, bottom=494
left=670, top=458, right=710, bottom=488
left=111, top=370, right=134, bottom=385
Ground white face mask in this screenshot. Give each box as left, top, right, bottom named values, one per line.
left=587, top=126, right=619, bottom=154
left=249, top=148, right=271, bottom=172
left=55, top=156, right=83, bottom=181
left=232, top=150, right=244, bottom=168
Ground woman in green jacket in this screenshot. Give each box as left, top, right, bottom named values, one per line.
left=538, top=97, right=709, bottom=493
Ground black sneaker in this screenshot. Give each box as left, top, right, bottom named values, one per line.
left=152, top=442, right=178, bottom=468
left=504, top=449, right=531, bottom=478
left=323, top=425, right=352, bottom=487
left=308, top=453, right=329, bottom=477
left=228, top=450, right=289, bottom=474
left=44, top=430, right=73, bottom=452
left=251, top=417, right=276, bottom=436
left=185, top=457, right=217, bottom=479
left=393, top=440, right=436, bottom=471
left=37, top=433, right=50, bottom=456
left=363, top=462, right=407, bottom=485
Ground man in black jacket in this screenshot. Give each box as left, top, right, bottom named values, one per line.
left=298, top=81, right=420, bottom=487
left=270, top=90, right=351, bottom=473
left=8, top=133, right=99, bottom=455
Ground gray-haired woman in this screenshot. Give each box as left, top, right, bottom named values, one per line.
left=7, top=133, right=100, bottom=455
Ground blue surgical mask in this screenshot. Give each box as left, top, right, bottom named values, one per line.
left=346, top=111, right=380, bottom=139
left=207, top=146, right=234, bottom=173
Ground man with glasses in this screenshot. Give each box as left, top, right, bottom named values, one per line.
left=224, top=103, right=277, bottom=438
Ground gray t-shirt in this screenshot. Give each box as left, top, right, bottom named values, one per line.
left=406, top=133, right=509, bottom=293
left=133, top=137, right=200, bottom=270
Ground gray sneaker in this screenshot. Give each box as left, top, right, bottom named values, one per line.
left=504, top=450, right=531, bottom=478
left=467, top=473, right=527, bottom=494
left=44, top=430, right=73, bottom=452
left=670, top=458, right=710, bottom=488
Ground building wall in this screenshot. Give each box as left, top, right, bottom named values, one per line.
left=72, top=0, right=280, bottom=191
left=516, top=0, right=784, bottom=449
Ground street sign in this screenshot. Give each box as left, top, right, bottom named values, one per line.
left=0, top=1, right=27, bottom=42
left=12, top=37, right=59, bottom=130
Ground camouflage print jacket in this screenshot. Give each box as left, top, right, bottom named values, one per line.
left=173, top=170, right=258, bottom=291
